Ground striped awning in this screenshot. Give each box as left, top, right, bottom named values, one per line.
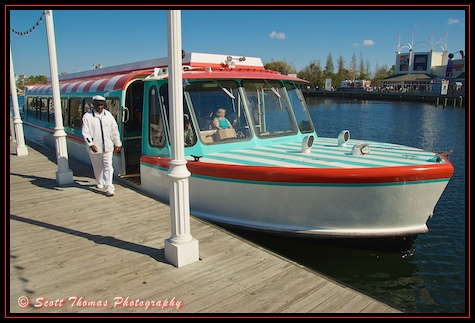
left=25, top=71, right=150, bottom=96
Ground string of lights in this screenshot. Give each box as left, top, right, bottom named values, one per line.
left=10, top=11, right=45, bottom=36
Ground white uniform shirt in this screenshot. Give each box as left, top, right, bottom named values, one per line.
left=82, top=108, right=122, bottom=154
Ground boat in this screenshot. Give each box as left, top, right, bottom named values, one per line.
left=21, top=52, right=454, bottom=249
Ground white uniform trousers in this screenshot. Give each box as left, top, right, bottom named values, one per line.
left=89, top=151, right=115, bottom=193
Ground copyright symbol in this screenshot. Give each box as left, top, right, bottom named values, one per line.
left=18, top=296, right=29, bottom=307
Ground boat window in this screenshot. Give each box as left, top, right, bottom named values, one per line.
left=83, top=98, right=94, bottom=114
left=47, top=98, right=55, bottom=124
left=242, top=79, right=297, bottom=137
left=69, top=98, right=82, bottom=129
left=61, top=98, right=69, bottom=127
left=184, top=80, right=251, bottom=143
left=40, top=98, right=48, bottom=122
left=105, top=98, right=121, bottom=124
left=26, top=97, right=38, bottom=119
left=159, top=84, right=198, bottom=147
left=26, top=97, right=34, bottom=119
left=148, top=85, right=166, bottom=147
left=283, top=81, right=315, bottom=133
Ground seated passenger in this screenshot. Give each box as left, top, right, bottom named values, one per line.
left=184, top=116, right=194, bottom=145
left=198, top=109, right=214, bottom=130
left=212, top=108, right=233, bottom=130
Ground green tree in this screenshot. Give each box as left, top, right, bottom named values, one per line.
left=264, top=60, right=296, bottom=75
left=24, top=75, right=48, bottom=85
left=358, top=53, right=371, bottom=80
left=336, top=56, right=350, bottom=88
left=358, top=53, right=365, bottom=79
left=15, top=75, right=47, bottom=92
left=389, top=64, right=396, bottom=75
left=297, top=59, right=323, bottom=89
left=349, top=54, right=358, bottom=80
left=323, top=53, right=336, bottom=89
left=324, top=53, right=334, bottom=75
left=371, top=65, right=392, bottom=88
left=365, top=59, right=372, bottom=79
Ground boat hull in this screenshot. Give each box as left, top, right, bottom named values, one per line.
left=140, top=158, right=451, bottom=239
left=20, top=123, right=453, bottom=241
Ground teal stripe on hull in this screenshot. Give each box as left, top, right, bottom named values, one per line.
left=190, top=173, right=450, bottom=187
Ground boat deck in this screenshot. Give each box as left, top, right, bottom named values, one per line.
left=198, top=138, right=446, bottom=168
left=8, top=139, right=402, bottom=315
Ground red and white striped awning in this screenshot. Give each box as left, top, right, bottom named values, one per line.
left=25, top=71, right=150, bottom=96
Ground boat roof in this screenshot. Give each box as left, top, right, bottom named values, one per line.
left=25, top=71, right=151, bottom=95
left=25, top=52, right=307, bottom=95
left=56, top=52, right=266, bottom=82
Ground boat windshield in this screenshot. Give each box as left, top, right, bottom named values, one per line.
left=181, top=78, right=314, bottom=144
left=283, top=81, right=314, bottom=133
left=242, top=79, right=301, bottom=137
left=185, top=80, right=253, bottom=143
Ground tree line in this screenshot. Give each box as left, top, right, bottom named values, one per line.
left=14, top=75, right=48, bottom=93
left=264, top=52, right=396, bottom=89
left=15, top=52, right=396, bottom=92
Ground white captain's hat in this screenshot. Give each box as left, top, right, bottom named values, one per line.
left=92, top=95, right=106, bottom=101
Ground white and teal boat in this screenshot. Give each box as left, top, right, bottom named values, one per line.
left=23, top=52, right=454, bottom=246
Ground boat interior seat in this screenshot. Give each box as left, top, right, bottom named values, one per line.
left=200, top=130, right=216, bottom=143
left=150, top=123, right=165, bottom=146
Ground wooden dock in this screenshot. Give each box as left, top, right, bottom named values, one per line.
left=8, top=139, right=402, bottom=315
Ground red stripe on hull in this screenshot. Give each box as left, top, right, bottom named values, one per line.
left=140, top=156, right=454, bottom=184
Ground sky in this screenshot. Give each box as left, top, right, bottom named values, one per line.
left=7, top=5, right=467, bottom=78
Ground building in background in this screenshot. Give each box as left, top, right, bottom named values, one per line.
left=381, top=34, right=465, bottom=94
left=340, top=79, right=371, bottom=91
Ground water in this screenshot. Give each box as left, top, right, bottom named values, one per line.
left=227, top=97, right=466, bottom=314
left=10, top=96, right=466, bottom=314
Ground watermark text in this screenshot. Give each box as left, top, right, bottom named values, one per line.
left=17, top=295, right=183, bottom=310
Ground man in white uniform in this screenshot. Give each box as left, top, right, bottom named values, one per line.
left=82, top=95, right=122, bottom=196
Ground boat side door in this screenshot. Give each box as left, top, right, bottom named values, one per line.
left=121, top=80, right=145, bottom=176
